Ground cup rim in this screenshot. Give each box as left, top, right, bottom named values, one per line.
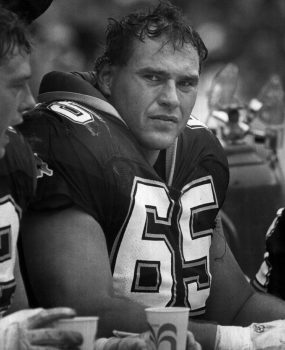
left=145, top=307, right=190, bottom=313
left=56, top=316, right=99, bottom=322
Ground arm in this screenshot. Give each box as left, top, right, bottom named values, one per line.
left=20, top=205, right=149, bottom=337
left=205, top=215, right=285, bottom=326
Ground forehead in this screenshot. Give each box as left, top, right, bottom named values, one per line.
left=0, top=47, right=31, bottom=81
left=127, top=37, right=200, bottom=75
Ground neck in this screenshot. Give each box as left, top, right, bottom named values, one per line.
left=141, top=148, right=160, bottom=167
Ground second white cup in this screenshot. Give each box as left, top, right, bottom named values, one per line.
left=145, top=307, right=189, bottom=350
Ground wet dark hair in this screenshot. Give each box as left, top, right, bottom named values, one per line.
left=95, top=1, right=208, bottom=74
left=0, top=6, right=31, bottom=64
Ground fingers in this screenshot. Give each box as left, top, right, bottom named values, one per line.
left=25, top=308, right=77, bottom=329
left=101, top=336, right=149, bottom=350
left=27, top=328, right=83, bottom=347
left=118, top=337, right=149, bottom=350
left=0, top=308, right=44, bottom=328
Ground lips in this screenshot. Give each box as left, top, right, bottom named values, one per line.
left=149, top=115, right=178, bottom=123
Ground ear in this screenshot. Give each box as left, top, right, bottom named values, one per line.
left=96, top=62, right=113, bottom=97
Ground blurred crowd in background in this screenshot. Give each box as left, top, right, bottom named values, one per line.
left=29, top=0, right=285, bottom=122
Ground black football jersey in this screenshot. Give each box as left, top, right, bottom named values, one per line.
left=0, top=129, right=36, bottom=313
left=19, top=92, right=229, bottom=316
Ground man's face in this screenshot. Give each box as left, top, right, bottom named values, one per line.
left=0, top=47, right=35, bottom=158
left=108, top=37, right=200, bottom=156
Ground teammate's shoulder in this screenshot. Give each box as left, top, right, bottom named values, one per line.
left=0, top=128, right=36, bottom=198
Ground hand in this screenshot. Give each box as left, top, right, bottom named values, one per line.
left=94, top=330, right=201, bottom=350
left=0, top=307, right=83, bottom=350
left=186, top=331, right=202, bottom=350
left=94, top=333, right=154, bottom=350
left=250, top=320, right=285, bottom=349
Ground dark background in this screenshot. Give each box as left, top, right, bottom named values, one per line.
left=29, top=0, right=285, bottom=121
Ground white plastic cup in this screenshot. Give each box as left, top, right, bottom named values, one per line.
left=145, top=307, right=189, bottom=350
left=54, top=316, right=99, bottom=350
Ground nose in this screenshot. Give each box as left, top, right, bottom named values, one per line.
left=21, top=84, right=36, bottom=113
left=12, top=84, right=36, bottom=126
left=157, top=80, right=180, bottom=109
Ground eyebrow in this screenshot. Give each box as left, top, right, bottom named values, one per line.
left=137, top=67, right=199, bottom=81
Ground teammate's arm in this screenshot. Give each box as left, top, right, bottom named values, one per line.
left=205, top=216, right=285, bottom=325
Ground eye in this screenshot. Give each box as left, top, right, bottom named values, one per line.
left=178, top=78, right=198, bottom=91
left=144, top=74, right=160, bottom=82
left=10, top=82, right=25, bottom=92
left=180, top=80, right=191, bottom=87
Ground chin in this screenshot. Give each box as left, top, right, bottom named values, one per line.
left=145, top=136, right=176, bottom=151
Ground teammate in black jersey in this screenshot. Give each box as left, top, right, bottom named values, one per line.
left=0, top=5, right=83, bottom=350
left=18, top=2, right=285, bottom=350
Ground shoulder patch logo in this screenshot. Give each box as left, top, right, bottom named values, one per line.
left=34, top=153, right=53, bottom=178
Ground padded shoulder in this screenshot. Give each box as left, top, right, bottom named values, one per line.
left=39, top=71, right=106, bottom=100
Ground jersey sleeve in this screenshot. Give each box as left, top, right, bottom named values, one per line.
left=19, top=106, right=104, bottom=219
left=18, top=101, right=150, bottom=235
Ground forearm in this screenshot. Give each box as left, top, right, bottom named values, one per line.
left=189, top=291, right=285, bottom=350
left=99, top=301, right=218, bottom=349
left=233, top=290, right=285, bottom=326
left=92, top=295, right=148, bottom=337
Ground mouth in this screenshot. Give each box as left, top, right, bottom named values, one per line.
left=149, top=115, right=178, bottom=124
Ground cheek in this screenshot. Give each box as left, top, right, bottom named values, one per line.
left=181, top=92, right=197, bottom=114
left=114, top=87, right=147, bottom=122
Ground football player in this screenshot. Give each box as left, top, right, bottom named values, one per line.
left=0, top=6, right=83, bottom=350
left=18, top=1, right=285, bottom=349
